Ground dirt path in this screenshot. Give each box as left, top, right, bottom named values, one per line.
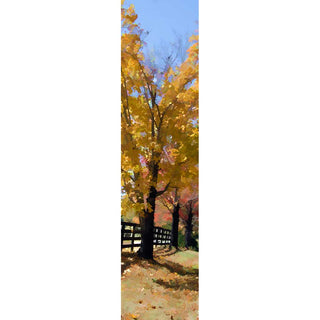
left=121, top=248, right=198, bottom=320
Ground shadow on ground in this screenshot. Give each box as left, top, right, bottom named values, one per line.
left=153, top=276, right=198, bottom=291
left=121, top=248, right=198, bottom=292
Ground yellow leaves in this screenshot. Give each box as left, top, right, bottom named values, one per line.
left=159, top=40, right=198, bottom=107
left=122, top=4, right=138, bottom=26
left=133, top=165, right=140, bottom=172
left=121, top=313, right=140, bottom=320
left=169, top=148, right=180, bottom=158
left=127, top=4, right=135, bottom=15
left=148, top=141, right=162, bottom=153
left=122, top=6, right=198, bottom=213
left=189, top=34, right=199, bottom=42
left=121, top=34, right=141, bottom=56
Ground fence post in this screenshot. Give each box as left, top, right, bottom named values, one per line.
left=131, top=224, right=135, bottom=252
left=121, top=223, right=124, bottom=249
left=157, top=228, right=159, bottom=247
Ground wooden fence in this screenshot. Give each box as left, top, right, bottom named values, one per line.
left=121, top=221, right=171, bottom=251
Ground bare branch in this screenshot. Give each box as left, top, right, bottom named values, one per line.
left=156, top=182, right=170, bottom=197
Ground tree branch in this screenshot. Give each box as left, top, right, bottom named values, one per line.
left=159, top=196, right=173, bottom=213
left=156, top=182, right=170, bottom=197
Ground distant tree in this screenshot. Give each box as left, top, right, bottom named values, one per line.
left=159, top=174, right=198, bottom=249
left=159, top=188, right=180, bottom=248
left=183, top=198, right=199, bottom=250
left=178, top=183, right=199, bottom=250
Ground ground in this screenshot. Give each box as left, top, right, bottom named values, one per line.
left=121, top=247, right=199, bottom=320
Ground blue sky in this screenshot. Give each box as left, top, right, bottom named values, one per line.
left=124, top=0, right=198, bottom=61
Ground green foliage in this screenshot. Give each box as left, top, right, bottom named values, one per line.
left=161, top=222, right=172, bottom=230
left=178, top=230, right=185, bottom=248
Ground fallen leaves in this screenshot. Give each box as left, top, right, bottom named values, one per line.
left=121, top=250, right=198, bottom=319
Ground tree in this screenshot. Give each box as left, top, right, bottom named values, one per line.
left=160, top=176, right=198, bottom=250
left=121, top=3, right=198, bottom=259
left=159, top=188, right=181, bottom=248
left=178, top=184, right=199, bottom=249
left=183, top=198, right=199, bottom=249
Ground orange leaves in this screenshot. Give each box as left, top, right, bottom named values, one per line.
left=121, top=4, right=138, bottom=26
left=189, top=34, right=198, bottom=43
left=121, top=34, right=140, bottom=54
left=126, top=4, right=136, bottom=16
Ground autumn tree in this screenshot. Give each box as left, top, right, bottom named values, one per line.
left=183, top=197, right=199, bottom=249
left=159, top=171, right=198, bottom=249
left=159, top=188, right=181, bottom=248
left=121, top=3, right=198, bottom=259
left=178, top=183, right=199, bottom=249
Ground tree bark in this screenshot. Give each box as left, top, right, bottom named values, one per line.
left=185, top=205, right=193, bottom=249
left=171, top=204, right=180, bottom=248
left=138, top=206, right=154, bottom=259
left=138, top=156, right=159, bottom=259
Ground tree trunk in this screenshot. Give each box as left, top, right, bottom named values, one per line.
left=171, top=204, right=180, bottom=248
left=138, top=186, right=157, bottom=259
left=138, top=153, right=160, bottom=259
left=138, top=207, right=154, bottom=259
left=185, top=207, right=193, bottom=249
